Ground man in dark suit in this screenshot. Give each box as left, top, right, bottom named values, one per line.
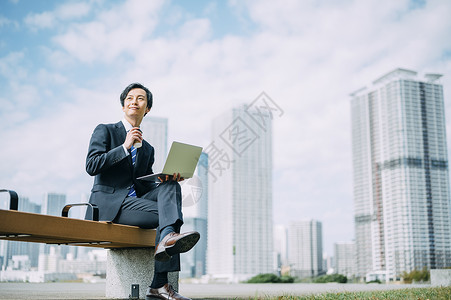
left=86, top=83, right=199, bottom=300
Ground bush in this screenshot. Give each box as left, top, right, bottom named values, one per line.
left=279, top=275, right=295, bottom=283
left=314, top=274, right=348, bottom=283
left=402, top=267, right=430, bottom=283
left=366, top=279, right=382, bottom=284
left=247, top=273, right=279, bottom=283
left=246, top=273, right=295, bottom=283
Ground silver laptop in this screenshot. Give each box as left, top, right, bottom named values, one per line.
left=137, top=141, right=202, bottom=182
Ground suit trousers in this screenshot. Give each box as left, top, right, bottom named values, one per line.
left=113, top=181, right=183, bottom=273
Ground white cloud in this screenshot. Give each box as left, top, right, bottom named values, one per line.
left=0, top=86, right=120, bottom=198
left=24, top=11, right=56, bottom=30
left=52, top=0, right=165, bottom=63
left=178, top=18, right=212, bottom=41
left=24, top=1, right=92, bottom=31
left=0, top=51, right=27, bottom=80
left=55, top=1, right=91, bottom=20
left=0, top=16, right=11, bottom=27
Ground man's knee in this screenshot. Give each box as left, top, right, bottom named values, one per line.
left=159, top=181, right=181, bottom=193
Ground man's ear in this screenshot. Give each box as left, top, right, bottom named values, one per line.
left=144, top=107, right=151, bottom=116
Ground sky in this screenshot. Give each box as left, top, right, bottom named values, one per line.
left=1, top=0, right=451, bottom=255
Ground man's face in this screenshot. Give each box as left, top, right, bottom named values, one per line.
left=122, top=88, right=150, bottom=119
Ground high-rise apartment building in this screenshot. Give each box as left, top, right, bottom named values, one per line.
left=207, top=105, right=273, bottom=281
left=351, top=68, right=451, bottom=281
left=288, top=220, right=324, bottom=278
left=334, top=241, right=356, bottom=278
left=141, top=116, right=168, bottom=172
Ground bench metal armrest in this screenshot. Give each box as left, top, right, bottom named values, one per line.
left=0, top=189, right=18, bottom=210
left=62, top=203, right=99, bottom=221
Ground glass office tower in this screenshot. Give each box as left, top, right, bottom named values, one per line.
left=351, top=68, right=451, bottom=281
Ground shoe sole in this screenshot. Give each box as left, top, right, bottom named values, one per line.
left=154, top=248, right=171, bottom=262
left=166, top=232, right=200, bottom=256
left=154, top=232, right=200, bottom=262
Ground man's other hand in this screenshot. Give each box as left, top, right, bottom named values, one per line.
left=158, top=173, right=184, bottom=183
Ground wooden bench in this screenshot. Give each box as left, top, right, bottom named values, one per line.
left=0, top=189, right=177, bottom=299
left=0, top=204, right=156, bottom=248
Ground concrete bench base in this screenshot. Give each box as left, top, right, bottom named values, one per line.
left=107, top=248, right=178, bottom=299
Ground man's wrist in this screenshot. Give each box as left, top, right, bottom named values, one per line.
left=122, top=144, right=129, bottom=156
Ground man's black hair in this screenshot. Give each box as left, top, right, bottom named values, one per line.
left=120, top=83, right=153, bottom=110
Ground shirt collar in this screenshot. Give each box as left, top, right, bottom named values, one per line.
left=121, top=118, right=139, bottom=132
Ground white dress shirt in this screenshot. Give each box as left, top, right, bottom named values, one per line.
left=121, top=118, right=141, bottom=156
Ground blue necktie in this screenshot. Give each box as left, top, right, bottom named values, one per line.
left=127, top=146, right=137, bottom=197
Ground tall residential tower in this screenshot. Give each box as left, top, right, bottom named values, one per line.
left=207, top=105, right=273, bottom=281
left=351, top=68, right=451, bottom=281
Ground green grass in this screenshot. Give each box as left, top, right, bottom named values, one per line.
left=229, top=286, right=451, bottom=300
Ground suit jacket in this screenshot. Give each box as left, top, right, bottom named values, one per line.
left=86, top=121, right=156, bottom=221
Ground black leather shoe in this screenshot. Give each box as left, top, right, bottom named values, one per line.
left=146, top=284, right=191, bottom=300
left=154, top=231, right=200, bottom=262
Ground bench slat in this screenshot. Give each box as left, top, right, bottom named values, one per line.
left=0, top=209, right=156, bottom=248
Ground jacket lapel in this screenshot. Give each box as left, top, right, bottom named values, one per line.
left=115, top=122, right=133, bottom=168
left=115, top=121, right=127, bottom=142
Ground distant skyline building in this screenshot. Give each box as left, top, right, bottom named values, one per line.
left=0, top=196, right=41, bottom=270
left=334, top=241, right=356, bottom=278
left=0, top=192, right=107, bottom=281
left=0, top=195, right=8, bottom=269
left=141, top=116, right=168, bottom=172
left=322, top=253, right=333, bottom=275
left=41, top=193, right=66, bottom=217
left=351, top=68, right=451, bottom=281
left=288, top=220, right=324, bottom=278
left=41, top=193, right=68, bottom=257
left=207, top=105, right=273, bottom=281
left=274, top=224, right=288, bottom=273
